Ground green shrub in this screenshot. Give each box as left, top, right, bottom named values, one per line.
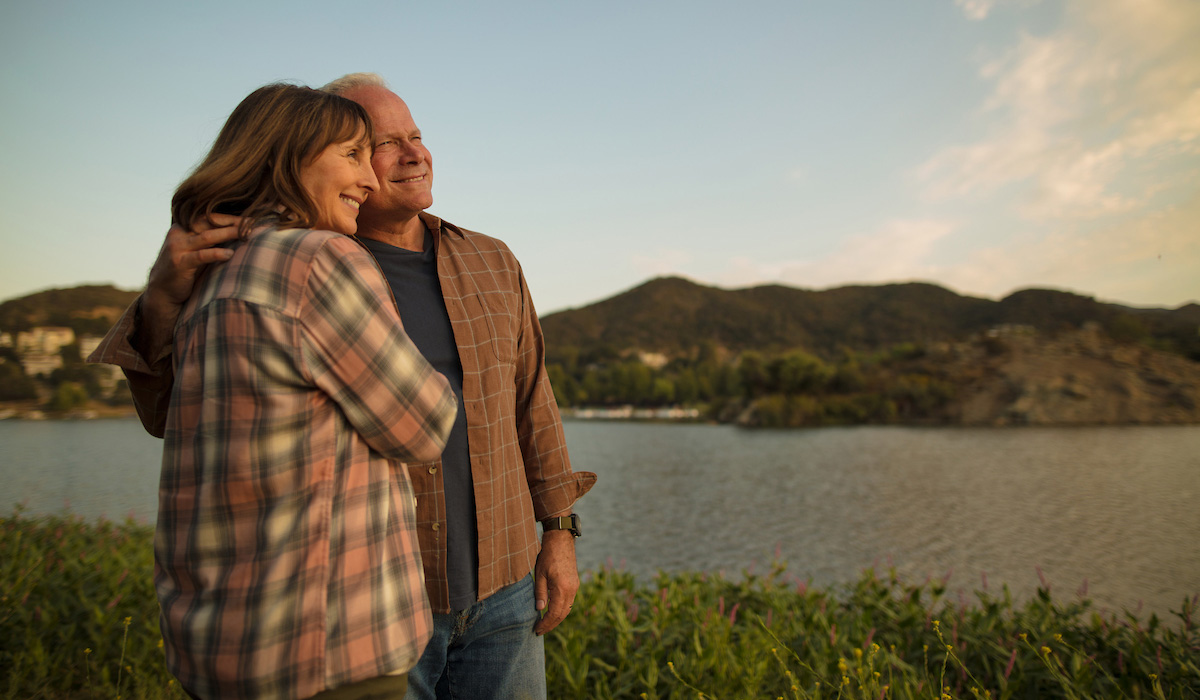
left=3, top=510, right=1197, bottom=699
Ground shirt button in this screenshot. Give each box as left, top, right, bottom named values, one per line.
left=429, top=465, right=438, bottom=474
left=432, top=523, right=440, bottom=531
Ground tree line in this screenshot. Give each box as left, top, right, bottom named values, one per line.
left=546, top=340, right=961, bottom=427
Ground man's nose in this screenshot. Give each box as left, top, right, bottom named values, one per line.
left=398, top=140, right=424, bottom=164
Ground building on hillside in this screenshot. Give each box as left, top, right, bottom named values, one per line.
left=16, top=327, right=76, bottom=355
left=638, top=351, right=669, bottom=369
left=78, top=335, right=103, bottom=359
left=20, top=353, right=63, bottom=377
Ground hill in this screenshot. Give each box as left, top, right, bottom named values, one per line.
left=540, top=276, right=1200, bottom=362
left=0, top=285, right=140, bottom=337
left=540, top=277, right=1200, bottom=426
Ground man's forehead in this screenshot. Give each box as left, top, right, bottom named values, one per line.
left=346, top=87, right=414, bottom=124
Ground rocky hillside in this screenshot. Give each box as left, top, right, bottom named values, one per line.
left=937, top=325, right=1199, bottom=425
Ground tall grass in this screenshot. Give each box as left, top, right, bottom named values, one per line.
left=3, top=509, right=1197, bottom=699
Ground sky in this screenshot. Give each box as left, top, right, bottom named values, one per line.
left=1, top=0, right=1197, bottom=315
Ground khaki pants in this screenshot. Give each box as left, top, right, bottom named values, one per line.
left=310, top=674, right=408, bottom=700
left=187, top=674, right=408, bottom=700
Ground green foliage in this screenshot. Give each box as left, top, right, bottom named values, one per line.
left=4, top=510, right=1198, bottom=699
left=548, top=564, right=1200, bottom=699
left=49, top=382, right=90, bottom=412
left=1, top=509, right=182, bottom=700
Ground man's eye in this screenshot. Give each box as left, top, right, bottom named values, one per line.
left=376, top=140, right=393, bottom=147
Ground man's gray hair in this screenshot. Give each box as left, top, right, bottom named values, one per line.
left=321, top=72, right=388, bottom=95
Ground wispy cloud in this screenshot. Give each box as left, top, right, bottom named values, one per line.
left=718, top=219, right=957, bottom=290
left=955, top=0, right=998, bottom=21
left=921, top=0, right=1200, bottom=221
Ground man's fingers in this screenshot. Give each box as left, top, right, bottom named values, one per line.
left=534, top=572, right=548, bottom=612
left=186, top=247, right=235, bottom=266
left=193, top=224, right=242, bottom=247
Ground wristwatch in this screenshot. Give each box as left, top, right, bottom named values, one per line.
left=540, top=513, right=582, bottom=538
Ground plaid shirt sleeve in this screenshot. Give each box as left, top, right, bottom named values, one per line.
left=86, top=296, right=173, bottom=438
left=300, top=235, right=458, bottom=463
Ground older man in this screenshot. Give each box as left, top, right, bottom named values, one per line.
left=91, top=73, right=595, bottom=700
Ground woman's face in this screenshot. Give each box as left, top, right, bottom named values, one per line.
left=299, top=129, right=379, bottom=235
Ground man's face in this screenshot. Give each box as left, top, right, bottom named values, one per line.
left=342, top=85, right=433, bottom=222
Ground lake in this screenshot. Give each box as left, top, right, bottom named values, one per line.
left=1, top=418, right=1197, bottom=620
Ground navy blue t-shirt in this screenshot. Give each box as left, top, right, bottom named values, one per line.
left=360, top=232, right=479, bottom=610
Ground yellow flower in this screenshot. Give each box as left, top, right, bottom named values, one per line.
left=933, top=619, right=941, bottom=630
left=84, top=648, right=91, bottom=655
left=1019, top=633, right=1027, bottom=641
left=838, top=657, right=848, bottom=672
left=1053, top=633, right=1063, bottom=642
left=854, top=648, right=863, bottom=659
left=1041, top=646, right=1052, bottom=656
left=124, top=616, right=132, bottom=625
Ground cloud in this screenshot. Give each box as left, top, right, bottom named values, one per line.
left=920, top=0, right=1200, bottom=221
left=955, top=0, right=996, bottom=21
left=923, top=189, right=1200, bottom=305
left=717, top=219, right=957, bottom=290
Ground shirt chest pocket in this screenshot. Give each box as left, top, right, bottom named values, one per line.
left=463, top=294, right=517, bottom=363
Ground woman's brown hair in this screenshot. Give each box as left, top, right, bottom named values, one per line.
left=171, top=83, right=374, bottom=236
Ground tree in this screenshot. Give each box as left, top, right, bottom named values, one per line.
left=50, top=382, right=88, bottom=412
left=0, top=360, right=38, bottom=401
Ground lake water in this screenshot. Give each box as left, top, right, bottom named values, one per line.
left=1, top=418, right=1197, bottom=620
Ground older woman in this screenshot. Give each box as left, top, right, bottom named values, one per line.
left=155, top=84, right=456, bottom=700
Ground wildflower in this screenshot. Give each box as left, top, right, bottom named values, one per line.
left=1018, top=633, right=1027, bottom=641
left=854, top=648, right=863, bottom=660
left=84, top=648, right=91, bottom=655
left=1053, top=633, right=1062, bottom=642
left=1150, top=674, right=1158, bottom=681
left=838, top=658, right=848, bottom=673
left=1041, top=646, right=1052, bottom=656
left=933, top=619, right=941, bottom=630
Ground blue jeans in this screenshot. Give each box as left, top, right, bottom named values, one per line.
left=405, top=574, right=546, bottom=700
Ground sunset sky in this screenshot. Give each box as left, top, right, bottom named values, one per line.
left=1, top=0, right=1196, bottom=314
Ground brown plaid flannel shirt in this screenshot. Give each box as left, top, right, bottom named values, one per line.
left=90, top=226, right=457, bottom=699
left=91, top=213, right=595, bottom=615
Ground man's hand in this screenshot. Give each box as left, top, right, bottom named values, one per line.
left=135, top=216, right=241, bottom=360
left=533, top=529, right=580, bottom=635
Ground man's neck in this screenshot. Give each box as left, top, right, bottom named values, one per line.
left=357, top=213, right=426, bottom=251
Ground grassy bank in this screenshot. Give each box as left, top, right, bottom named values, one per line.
left=3, top=510, right=1197, bottom=699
